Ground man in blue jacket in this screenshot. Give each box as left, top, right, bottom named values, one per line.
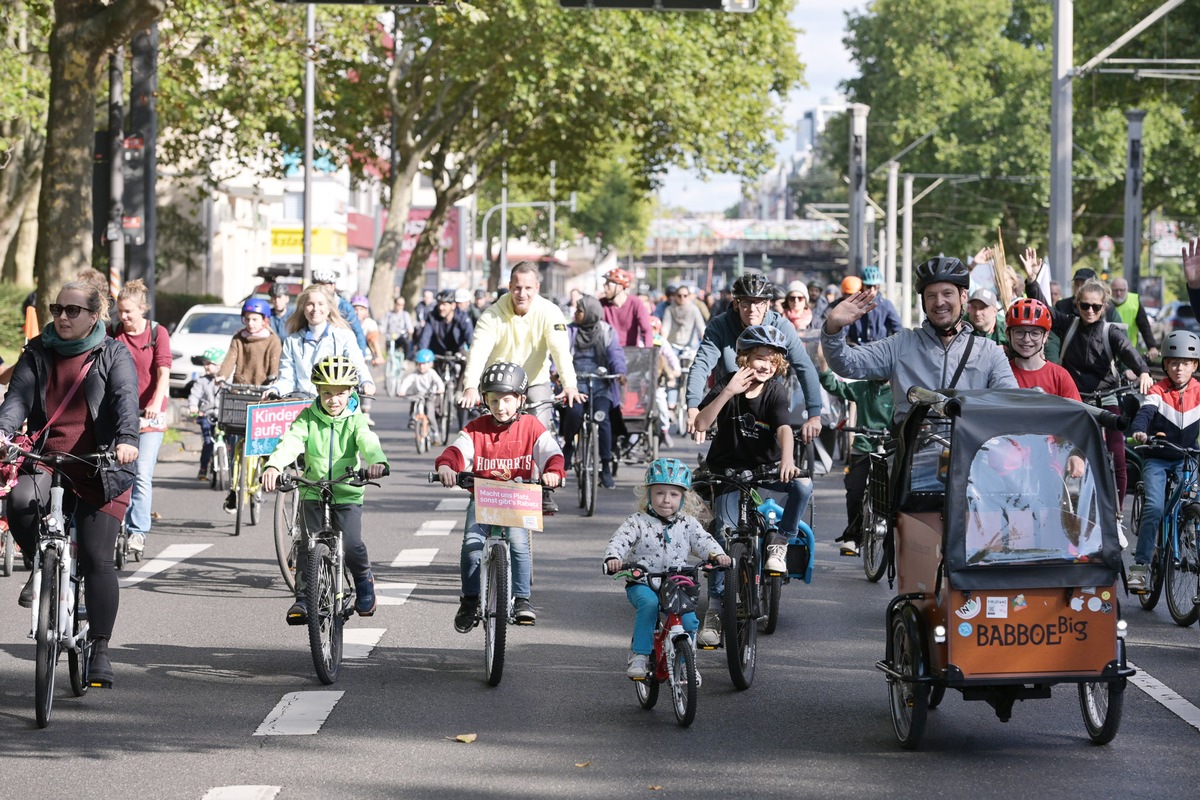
left=685, top=272, right=823, bottom=443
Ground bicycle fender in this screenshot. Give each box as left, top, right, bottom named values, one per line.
left=792, top=521, right=816, bottom=584
left=1184, top=502, right=1200, bottom=519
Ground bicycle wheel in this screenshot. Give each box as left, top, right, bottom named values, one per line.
left=415, top=412, right=429, bottom=454
left=1165, top=505, right=1200, bottom=626
left=439, top=389, right=454, bottom=446
left=888, top=607, right=928, bottom=749
left=761, top=573, right=782, bottom=635
left=721, top=541, right=757, bottom=690
left=68, top=579, right=90, bottom=698
left=273, top=476, right=302, bottom=592
left=584, top=424, right=598, bottom=517
left=2, top=527, right=13, bottom=577
left=212, top=439, right=229, bottom=492
left=1139, top=535, right=1166, bottom=610
left=306, top=542, right=343, bottom=685
left=862, top=497, right=888, bottom=583
left=483, top=544, right=508, bottom=687
left=114, top=525, right=127, bottom=571
left=34, top=549, right=60, bottom=728
left=635, top=653, right=659, bottom=710
left=669, top=638, right=697, bottom=727
left=1080, top=679, right=1124, bottom=744
left=233, top=452, right=246, bottom=537
left=247, top=459, right=263, bottom=527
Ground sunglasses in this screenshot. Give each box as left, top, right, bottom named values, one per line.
left=736, top=299, right=769, bottom=309
left=1077, top=302, right=1104, bottom=313
left=786, top=294, right=805, bottom=301
left=48, top=304, right=90, bottom=319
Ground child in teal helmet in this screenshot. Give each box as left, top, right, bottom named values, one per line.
left=400, top=349, right=446, bottom=440
left=188, top=347, right=225, bottom=481
left=603, top=458, right=730, bottom=680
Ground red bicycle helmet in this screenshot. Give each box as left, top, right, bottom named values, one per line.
left=1005, top=297, right=1052, bottom=331
left=605, top=268, right=633, bottom=289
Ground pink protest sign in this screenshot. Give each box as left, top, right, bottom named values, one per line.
left=244, top=401, right=308, bottom=456
left=473, top=478, right=544, bottom=531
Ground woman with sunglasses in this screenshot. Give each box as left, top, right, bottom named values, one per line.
left=0, top=281, right=140, bottom=687
left=1024, top=266, right=1151, bottom=506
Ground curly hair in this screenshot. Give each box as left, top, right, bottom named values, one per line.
left=633, top=484, right=713, bottom=525
left=735, top=348, right=789, bottom=377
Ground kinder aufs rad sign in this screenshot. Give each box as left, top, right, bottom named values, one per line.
left=244, top=401, right=309, bottom=457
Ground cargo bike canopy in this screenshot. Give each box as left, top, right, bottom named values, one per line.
left=898, top=389, right=1122, bottom=591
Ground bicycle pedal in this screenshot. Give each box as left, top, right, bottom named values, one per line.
left=88, top=678, right=113, bottom=689
left=765, top=569, right=785, bottom=577
left=515, top=618, right=535, bottom=626
left=629, top=675, right=648, bottom=682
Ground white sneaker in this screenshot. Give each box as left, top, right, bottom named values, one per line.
left=128, top=533, right=145, bottom=554
left=764, top=544, right=788, bottom=573
left=697, top=608, right=722, bottom=647
left=839, top=540, right=860, bottom=557
left=1127, top=564, right=1149, bottom=591
left=626, top=653, right=649, bottom=680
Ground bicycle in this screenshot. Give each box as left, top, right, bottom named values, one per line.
left=562, top=369, right=621, bottom=517
left=842, top=425, right=895, bottom=583
left=384, top=338, right=405, bottom=397
left=429, top=471, right=553, bottom=686
left=217, top=383, right=270, bottom=536
left=668, top=345, right=695, bottom=437
left=609, top=563, right=717, bottom=727
left=2, top=444, right=116, bottom=727
left=434, top=353, right=466, bottom=445
left=411, top=394, right=437, bottom=454
left=1128, top=438, right=1200, bottom=625
left=277, top=466, right=386, bottom=684
left=208, top=410, right=230, bottom=492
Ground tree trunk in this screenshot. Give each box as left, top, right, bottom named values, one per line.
left=11, top=186, right=39, bottom=287
left=399, top=191, right=452, bottom=308
left=367, top=156, right=420, bottom=316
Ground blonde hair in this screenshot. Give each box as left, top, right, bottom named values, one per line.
left=57, top=280, right=106, bottom=322
left=287, top=286, right=351, bottom=334
left=117, top=278, right=150, bottom=313
left=735, top=348, right=789, bottom=377
left=69, top=269, right=111, bottom=320
left=634, top=484, right=713, bottom=525
left=1074, top=278, right=1111, bottom=305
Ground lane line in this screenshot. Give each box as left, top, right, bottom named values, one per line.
left=202, top=787, right=281, bottom=800
left=344, top=627, right=386, bottom=659
left=392, top=548, right=438, bottom=567
left=375, top=582, right=417, bottom=606
left=119, top=543, right=212, bottom=589
left=1127, top=661, right=1200, bottom=732
left=435, top=497, right=470, bottom=512
left=254, top=691, right=344, bottom=736
left=416, top=520, right=457, bottom=537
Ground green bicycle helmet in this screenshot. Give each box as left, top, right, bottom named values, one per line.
left=645, top=458, right=692, bottom=490
left=310, top=355, right=360, bottom=387
left=201, top=347, right=226, bottom=364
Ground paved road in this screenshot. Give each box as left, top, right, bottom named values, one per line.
left=0, top=394, right=1197, bottom=799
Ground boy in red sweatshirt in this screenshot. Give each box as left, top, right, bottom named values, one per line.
left=435, top=361, right=565, bottom=630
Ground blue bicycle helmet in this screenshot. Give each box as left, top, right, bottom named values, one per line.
left=735, top=324, right=789, bottom=353
left=861, top=265, right=883, bottom=286
left=242, top=298, right=272, bottom=318
left=645, top=458, right=692, bottom=490
left=414, top=349, right=434, bottom=364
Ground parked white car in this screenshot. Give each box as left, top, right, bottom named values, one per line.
left=168, top=304, right=244, bottom=396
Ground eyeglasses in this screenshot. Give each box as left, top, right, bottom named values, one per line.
left=49, top=304, right=89, bottom=319
left=1077, top=302, right=1104, bottom=313
left=786, top=294, right=805, bottom=302
left=736, top=299, right=769, bottom=310
left=1009, top=328, right=1045, bottom=341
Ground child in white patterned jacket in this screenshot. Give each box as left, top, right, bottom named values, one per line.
left=603, top=458, right=730, bottom=680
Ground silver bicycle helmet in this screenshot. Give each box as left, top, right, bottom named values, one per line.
left=731, top=273, right=773, bottom=299
left=736, top=324, right=790, bottom=353
left=1162, top=330, right=1200, bottom=360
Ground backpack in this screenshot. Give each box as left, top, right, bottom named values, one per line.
left=110, top=320, right=159, bottom=349
left=1055, top=318, right=1126, bottom=382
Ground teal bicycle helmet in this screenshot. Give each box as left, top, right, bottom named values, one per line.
left=861, top=265, right=883, bottom=286
left=645, top=458, right=692, bottom=490
left=415, top=349, right=434, bottom=364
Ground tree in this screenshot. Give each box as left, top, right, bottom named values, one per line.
left=35, top=0, right=166, bottom=320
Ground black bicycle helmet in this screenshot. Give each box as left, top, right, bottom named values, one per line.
left=480, top=361, right=528, bottom=395
left=730, top=273, right=773, bottom=299
left=735, top=324, right=790, bottom=353
left=436, top=289, right=456, bottom=304
left=914, top=257, right=970, bottom=295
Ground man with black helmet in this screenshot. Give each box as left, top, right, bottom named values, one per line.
left=685, top=272, right=823, bottom=443
left=822, top=256, right=1017, bottom=422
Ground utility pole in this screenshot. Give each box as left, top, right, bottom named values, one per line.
left=1049, top=0, right=1073, bottom=288
left=901, top=174, right=914, bottom=328
left=302, top=3, right=315, bottom=285
left=548, top=159, right=556, bottom=261
left=107, top=50, right=125, bottom=301
left=885, top=161, right=898, bottom=298
left=847, top=104, right=870, bottom=277
left=1123, top=109, right=1146, bottom=291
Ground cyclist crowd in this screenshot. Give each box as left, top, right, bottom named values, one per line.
left=5, top=236, right=1200, bottom=693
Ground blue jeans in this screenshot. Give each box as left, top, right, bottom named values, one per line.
left=626, top=583, right=698, bottom=655
left=460, top=499, right=531, bottom=599
left=125, top=430, right=163, bottom=537
left=707, top=477, right=813, bottom=597
left=198, top=415, right=214, bottom=472
left=1135, top=457, right=1185, bottom=565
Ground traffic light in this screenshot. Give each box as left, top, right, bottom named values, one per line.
left=559, top=0, right=756, bottom=11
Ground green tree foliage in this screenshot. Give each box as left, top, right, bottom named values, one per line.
left=830, top=0, right=1200, bottom=268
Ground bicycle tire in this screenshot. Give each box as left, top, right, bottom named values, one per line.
left=635, top=653, right=659, bottom=710
left=888, top=607, right=928, bottom=749
left=1139, top=542, right=1166, bottom=610
left=273, top=475, right=301, bottom=592
left=670, top=638, right=697, bottom=727
left=761, top=573, right=782, bottom=635
left=862, top=487, right=888, bottom=583
left=584, top=424, right=597, bottom=517
left=439, top=386, right=454, bottom=446
left=484, top=543, right=508, bottom=687
left=721, top=541, right=757, bottom=690
left=2, top=528, right=13, bottom=577
left=213, top=440, right=229, bottom=492
left=1165, top=504, right=1200, bottom=627
left=68, top=578, right=90, bottom=697
left=35, top=548, right=59, bottom=728
left=233, top=452, right=245, bottom=537
left=114, top=525, right=127, bottom=571
left=306, top=542, right=342, bottom=685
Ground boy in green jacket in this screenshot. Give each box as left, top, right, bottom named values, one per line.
left=263, top=355, right=389, bottom=624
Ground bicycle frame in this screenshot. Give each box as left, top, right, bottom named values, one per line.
left=28, top=481, right=86, bottom=652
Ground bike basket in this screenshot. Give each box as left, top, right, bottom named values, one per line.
left=216, top=389, right=262, bottom=432
left=659, top=576, right=700, bottom=616
left=868, top=451, right=890, bottom=514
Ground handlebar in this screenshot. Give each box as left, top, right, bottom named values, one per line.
left=0, top=443, right=116, bottom=470
left=218, top=382, right=271, bottom=394
left=840, top=425, right=893, bottom=439
left=692, top=463, right=794, bottom=491
left=606, top=562, right=724, bottom=579
left=1079, top=382, right=1140, bottom=404
left=279, top=465, right=389, bottom=493
left=426, top=471, right=561, bottom=491
left=1134, top=438, right=1200, bottom=459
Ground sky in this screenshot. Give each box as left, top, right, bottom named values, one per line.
left=657, top=1, right=865, bottom=213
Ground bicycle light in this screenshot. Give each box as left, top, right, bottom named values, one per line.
left=934, top=625, right=947, bottom=644
left=1116, top=619, right=1128, bottom=639
left=592, top=410, right=607, bottom=423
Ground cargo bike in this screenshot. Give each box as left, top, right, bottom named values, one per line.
left=878, top=388, right=1133, bottom=748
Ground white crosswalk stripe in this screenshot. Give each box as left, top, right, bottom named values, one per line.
left=202, top=787, right=281, bottom=800
left=435, top=497, right=470, bottom=512
left=344, top=627, right=387, bottom=659
left=119, top=543, right=212, bottom=588
left=375, top=581, right=417, bottom=606
left=392, top=547, right=438, bottom=567
left=415, top=519, right=457, bottom=536
left=254, top=691, right=344, bottom=736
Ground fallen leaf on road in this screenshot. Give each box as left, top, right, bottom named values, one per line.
left=648, top=786, right=663, bottom=791
left=151, top=512, right=162, bottom=520
left=575, top=762, right=591, bottom=768
left=448, top=733, right=477, bottom=743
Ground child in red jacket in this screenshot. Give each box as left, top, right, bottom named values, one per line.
left=435, top=361, right=565, bottom=631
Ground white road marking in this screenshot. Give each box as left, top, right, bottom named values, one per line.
left=436, top=497, right=470, bottom=512
left=254, top=691, right=344, bottom=736
left=202, top=787, right=281, bottom=800
left=344, top=627, right=386, bottom=659
left=119, top=543, right=212, bottom=588
left=392, top=548, right=438, bottom=567
left=375, top=581, right=417, bottom=606
left=416, top=519, right=457, bottom=537
left=1127, top=661, right=1200, bottom=732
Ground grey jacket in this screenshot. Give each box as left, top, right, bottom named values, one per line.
left=685, top=307, right=823, bottom=419
left=821, top=319, right=1017, bottom=422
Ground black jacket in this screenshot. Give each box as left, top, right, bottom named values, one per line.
left=0, top=335, right=140, bottom=501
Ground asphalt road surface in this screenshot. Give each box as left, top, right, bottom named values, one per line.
left=0, top=394, right=1197, bottom=799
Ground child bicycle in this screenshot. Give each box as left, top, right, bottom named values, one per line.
left=3, top=444, right=116, bottom=727
left=278, top=466, right=388, bottom=684
left=607, top=563, right=719, bottom=727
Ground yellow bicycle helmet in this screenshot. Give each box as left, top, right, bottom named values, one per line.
left=310, top=355, right=359, bottom=387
